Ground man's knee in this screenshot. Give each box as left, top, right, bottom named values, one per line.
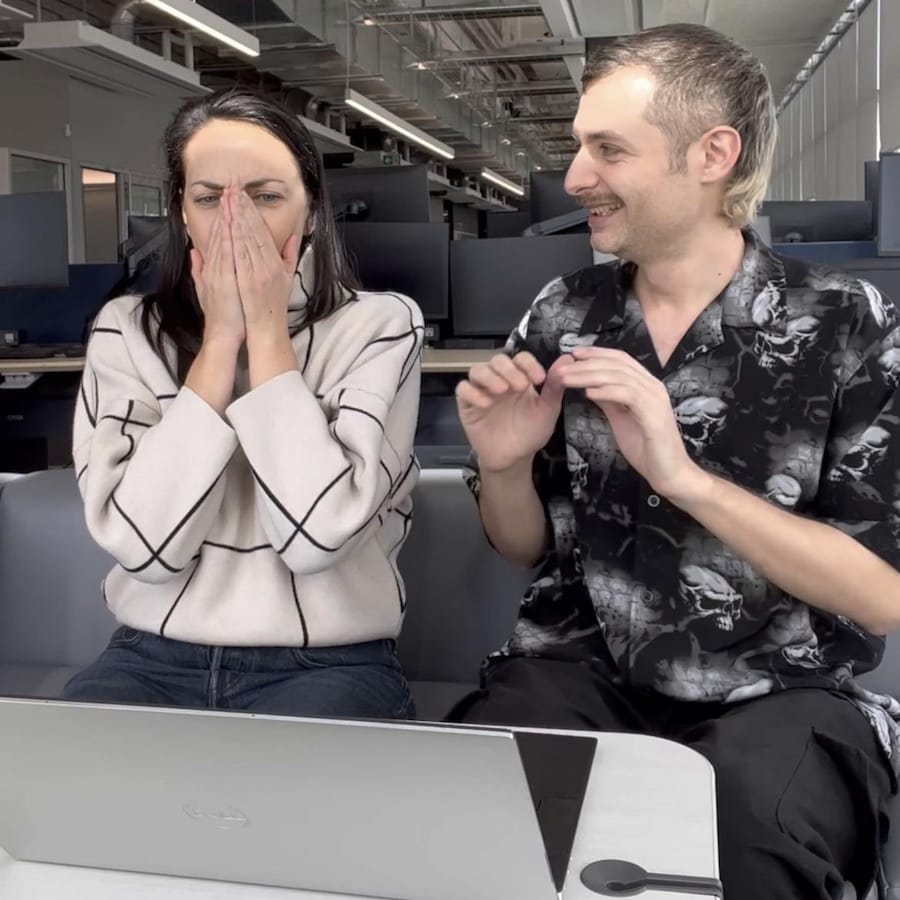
left=704, top=745, right=783, bottom=851
left=446, top=657, right=621, bottom=730
left=696, top=749, right=820, bottom=898
left=446, top=658, right=584, bottom=728
left=694, top=731, right=881, bottom=899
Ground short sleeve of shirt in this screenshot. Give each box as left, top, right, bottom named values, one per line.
left=814, top=280, right=900, bottom=571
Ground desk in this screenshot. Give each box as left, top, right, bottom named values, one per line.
left=421, top=348, right=495, bottom=373
left=0, top=358, right=86, bottom=375
left=0, top=730, right=717, bottom=900
left=0, top=350, right=497, bottom=377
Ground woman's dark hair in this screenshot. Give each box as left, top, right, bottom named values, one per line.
left=140, top=88, right=358, bottom=382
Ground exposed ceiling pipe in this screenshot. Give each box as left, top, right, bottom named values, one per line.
left=495, top=79, right=577, bottom=95
left=356, top=3, right=543, bottom=25
left=277, top=0, right=546, bottom=173
left=305, top=96, right=322, bottom=121
left=111, top=0, right=156, bottom=43
left=347, top=0, right=508, bottom=152
left=509, top=111, right=573, bottom=123
left=441, top=11, right=555, bottom=169
left=413, top=40, right=583, bottom=69
left=465, top=16, right=549, bottom=167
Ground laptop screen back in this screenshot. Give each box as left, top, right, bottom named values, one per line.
left=0, top=700, right=572, bottom=900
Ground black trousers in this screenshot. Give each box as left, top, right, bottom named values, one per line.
left=447, top=656, right=895, bottom=900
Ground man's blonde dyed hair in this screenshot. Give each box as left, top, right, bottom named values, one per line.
left=582, top=24, right=776, bottom=228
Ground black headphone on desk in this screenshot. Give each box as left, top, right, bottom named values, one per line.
left=581, top=859, right=723, bottom=898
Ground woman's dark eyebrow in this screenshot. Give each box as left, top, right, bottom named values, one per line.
left=189, top=178, right=288, bottom=190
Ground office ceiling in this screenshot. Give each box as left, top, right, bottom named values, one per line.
left=0, top=0, right=853, bottom=181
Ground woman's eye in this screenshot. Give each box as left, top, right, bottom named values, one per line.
left=255, top=193, right=282, bottom=203
left=194, top=195, right=219, bottom=206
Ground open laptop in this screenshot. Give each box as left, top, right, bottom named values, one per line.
left=0, top=698, right=596, bottom=900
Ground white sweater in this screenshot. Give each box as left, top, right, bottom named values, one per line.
left=73, top=288, right=424, bottom=647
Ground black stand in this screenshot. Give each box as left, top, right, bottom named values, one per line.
left=580, top=859, right=723, bottom=898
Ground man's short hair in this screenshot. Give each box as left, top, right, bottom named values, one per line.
left=582, top=24, right=776, bottom=228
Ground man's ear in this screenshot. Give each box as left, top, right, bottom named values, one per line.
left=698, top=125, right=742, bottom=186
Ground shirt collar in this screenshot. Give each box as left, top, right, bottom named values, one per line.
left=578, top=226, right=788, bottom=339
left=720, top=227, right=789, bottom=335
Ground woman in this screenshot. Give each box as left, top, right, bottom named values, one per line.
left=63, top=89, right=424, bottom=720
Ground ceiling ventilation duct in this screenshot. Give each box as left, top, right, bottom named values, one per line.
left=111, top=0, right=259, bottom=58
left=12, top=0, right=259, bottom=99
left=11, top=19, right=208, bottom=97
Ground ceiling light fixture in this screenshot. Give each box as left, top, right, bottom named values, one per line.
left=344, top=88, right=455, bottom=160
left=141, top=0, right=259, bottom=58
left=11, top=20, right=207, bottom=97
left=0, top=1, right=31, bottom=18
left=482, top=167, right=525, bottom=197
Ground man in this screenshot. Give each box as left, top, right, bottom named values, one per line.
left=453, top=23, right=900, bottom=900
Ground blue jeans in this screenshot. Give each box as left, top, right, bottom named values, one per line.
left=61, top=627, right=415, bottom=720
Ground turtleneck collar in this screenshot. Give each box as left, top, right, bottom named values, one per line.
left=286, top=242, right=354, bottom=331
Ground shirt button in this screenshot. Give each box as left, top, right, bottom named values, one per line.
left=647, top=494, right=661, bottom=508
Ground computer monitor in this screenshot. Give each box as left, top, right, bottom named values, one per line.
left=877, top=153, right=900, bottom=256
left=326, top=166, right=431, bottom=223
left=529, top=170, right=581, bottom=226
left=838, top=257, right=900, bottom=304
left=0, top=262, right=125, bottom=345
left=484, top=209, right=532, bottom=239
left=125, top=215, right=166, bottom=259
left=128, top=214, right=166, bottom=243
left=758, top=201, right=874, bottom=243
left=340, top=222, right=449, bottom=321
left=774, top=241, right=878, bottom=264
left=865, top=160, right=880, bottom=243
left=0, top=192, right=68, bottom=287
left=865, top=160, right=880, bottom=203
left=450, top=234, right=593, bottom=337
left=752, top=215, right=772, bottom=247
left=529, top=172, right=586, bottom=237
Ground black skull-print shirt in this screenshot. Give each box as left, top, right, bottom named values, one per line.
left=471, top=227, right=900, bottom=773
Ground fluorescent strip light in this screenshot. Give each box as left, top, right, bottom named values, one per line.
left=344, top=88, right=455, bottom=160
left=0, top=1, right=32, bottom=17
left=142, top=0, right=259, bottom=58
left=481, top=168, right=525, bottom=197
